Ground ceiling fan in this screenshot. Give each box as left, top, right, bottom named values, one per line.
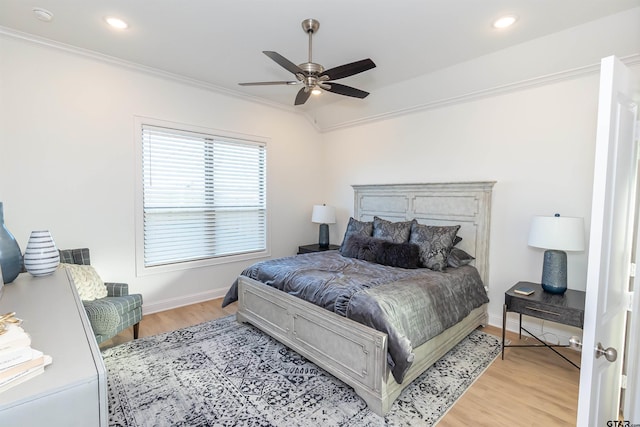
left=239, top=18, right=376, bottom=106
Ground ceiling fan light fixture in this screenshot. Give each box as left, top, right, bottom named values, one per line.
left=492, top=15, right=518, bottom=29
left=311, top=87, right=322, bottom=95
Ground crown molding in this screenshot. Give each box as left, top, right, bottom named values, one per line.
left=0, top=26, right=303, bottom=117
left=2, top=26, right=636, bottom=134
left=318, top=53, right=640, bottom=133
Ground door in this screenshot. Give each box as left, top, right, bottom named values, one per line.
left=627, top=193, right=640, bottom=422
left=577, top=56, right=638, bottom=425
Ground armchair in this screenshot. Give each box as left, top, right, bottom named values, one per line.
left=59, top=248, right=143, bottom=344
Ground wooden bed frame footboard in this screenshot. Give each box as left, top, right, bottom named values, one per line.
left=237, top=275, right=487, bottom=415
left=237, top=276, right=389, bottom=413
left=235, top=181, right=495, bottom=415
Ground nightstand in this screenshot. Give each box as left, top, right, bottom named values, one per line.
left=297, top=243, right=340, bottom=254
left=501, top=281, right=585, bottom=369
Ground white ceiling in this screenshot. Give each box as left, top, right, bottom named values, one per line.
left=1, top=0, right=639, bottom=130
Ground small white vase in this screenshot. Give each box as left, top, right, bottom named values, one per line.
left=23, top=230, right=60, bottom=277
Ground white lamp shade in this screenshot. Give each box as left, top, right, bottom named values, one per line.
left=311, top=205, right=336, bottom=224
left=528, top=215, right=585, bottom=251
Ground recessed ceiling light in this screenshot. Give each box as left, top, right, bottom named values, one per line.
left=105, top=16, right=128, bottom=30
left=32, top=8, right=54, bottom=23
left=493, top=15, right=518, bottom=29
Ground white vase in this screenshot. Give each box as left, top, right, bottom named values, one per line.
left=23, top=230, right=60, bottom=277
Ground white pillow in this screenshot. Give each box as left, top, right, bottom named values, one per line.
left=59, top=263, right=108, bottom=301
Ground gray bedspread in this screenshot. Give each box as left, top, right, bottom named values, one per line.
left=222, top=250, right=489, bottom=383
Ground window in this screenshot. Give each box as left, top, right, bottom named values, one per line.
left=136, top=120, right=267, bottom=273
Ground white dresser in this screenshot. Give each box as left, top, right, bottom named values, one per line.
left=0, top=270, right=107, bottom=426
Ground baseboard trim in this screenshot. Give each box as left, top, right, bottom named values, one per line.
left=142, top=288, right=228, bottom=315
left=487, top=312, right=582, bottom=346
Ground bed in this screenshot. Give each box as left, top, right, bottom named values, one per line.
left=224, top=181, right=495, bottom=415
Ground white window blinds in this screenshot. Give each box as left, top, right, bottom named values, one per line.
left=141, top=124, right=267, bottom=267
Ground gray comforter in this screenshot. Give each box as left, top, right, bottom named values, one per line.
left=222, top=250, right=489, bottom=383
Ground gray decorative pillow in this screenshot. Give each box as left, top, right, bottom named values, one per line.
left=340, top=217, right=373, bottom=253
left=372, top=216, right=414, bottom=243
left=409, top=223, right=461, bottom=271
left=447, top=247, right=475, bottom=268
left=341, top=235, right=420, bottom=269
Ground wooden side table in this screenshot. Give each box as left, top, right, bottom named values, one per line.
left=501, top=281, right=585, bottom=369
left=297, top=243, right=340, bottom=254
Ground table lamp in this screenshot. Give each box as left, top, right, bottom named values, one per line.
left=312, top=205, right=336, bottom=248
left=528, top=214, right=585, bottom=294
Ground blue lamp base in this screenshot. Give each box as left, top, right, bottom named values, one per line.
left=318, top=223, right=329, bottom=248
left=541, top=249, right=567, bottom=294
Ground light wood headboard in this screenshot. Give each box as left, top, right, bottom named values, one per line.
left=353, top=181, right=495, bottom=287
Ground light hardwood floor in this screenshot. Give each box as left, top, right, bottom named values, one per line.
left=102, top=299, right=580, bottom=426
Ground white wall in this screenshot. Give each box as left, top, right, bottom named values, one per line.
left=322, top=73, right=602, bottom=340
left=0, top=35, right=324, bottom=312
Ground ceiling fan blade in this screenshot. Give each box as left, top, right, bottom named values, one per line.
left=294, top=87, right=311, bottom=105
left=325, top=83, right=369, bottom=99
left=263, top=51, right=305, bottom=75
left=321, top=58, right=376, bottom=81
left=239, top=81, right=299, bottom=86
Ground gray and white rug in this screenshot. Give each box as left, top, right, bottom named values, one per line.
left=104, top=315, right=501, bottom=426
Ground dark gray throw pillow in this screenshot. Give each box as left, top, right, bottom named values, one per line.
left=447, top=247, right=475, bottom=268
left=341, top=235, right=420, bottom=269
left=339, top=217, right=373, bottom=253
left=372, top=216, right=414, bottom=243
left=409, top=223, right=460, bottom=271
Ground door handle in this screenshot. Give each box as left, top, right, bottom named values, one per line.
left=595, top=342, right=617, bottom=362
left=569, top=337, right=617, bottom=362
left=569, top=336, right=582, bottom=351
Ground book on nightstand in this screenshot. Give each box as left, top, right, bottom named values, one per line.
left=514, top=286, right=535, bottom=296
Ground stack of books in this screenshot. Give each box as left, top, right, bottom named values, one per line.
left=0, top=314, right=52, bottom=393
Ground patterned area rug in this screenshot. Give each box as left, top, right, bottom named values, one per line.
left=104, top=315, right=501, bottom=426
